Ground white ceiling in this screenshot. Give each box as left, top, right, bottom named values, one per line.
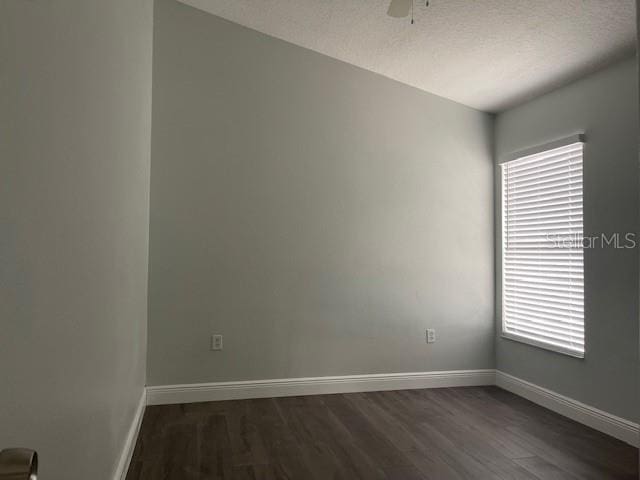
left=177, top=0, right=636, bottom=112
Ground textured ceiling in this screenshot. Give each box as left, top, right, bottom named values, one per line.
left=176, top=0, right=636, bottom=112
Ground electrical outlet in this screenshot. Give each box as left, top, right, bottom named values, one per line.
left=426, top=329, right=436, bottom=344
left=211, top=334, right=223, bottom=351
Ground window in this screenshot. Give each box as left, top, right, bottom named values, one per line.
left=501, top=138, right=584, bottom=358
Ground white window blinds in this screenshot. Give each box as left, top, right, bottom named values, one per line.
left=501, top=140, right=584, bottom=358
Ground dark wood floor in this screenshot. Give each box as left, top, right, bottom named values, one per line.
left=126, top=386, right=638, bottom=479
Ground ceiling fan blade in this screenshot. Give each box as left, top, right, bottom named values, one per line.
left=387, top=0, right=412, bottom=18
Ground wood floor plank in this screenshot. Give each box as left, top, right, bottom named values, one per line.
left=126, top=387, right=638, bottom=480
left=514, top=457, right=582, bottom=480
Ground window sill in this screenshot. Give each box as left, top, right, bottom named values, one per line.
left=501, top=332, right=585, bottom=359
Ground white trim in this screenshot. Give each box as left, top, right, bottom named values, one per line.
left=145, top=369, right=496, bottom=406
left=501, top=333, right=585, bottom=359
left=500, top=133, right=585, bottom=163
left=115, top=369, right=638, bottom=475
left=113, top=390, right=146, bottom=480
left=496, top=370, right=639, bottom=447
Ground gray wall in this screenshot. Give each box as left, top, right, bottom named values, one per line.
left=0, top=1, right=153, bottom=478
left=148, top=0, right=494, bottom=386
left=495, top=58, right=639, bottom=422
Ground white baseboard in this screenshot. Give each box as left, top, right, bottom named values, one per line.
left=114, top=390, right=146, bottom=480
left=123, top=369, right=637, bottom=470
left=495, top=370, right=639, bottom=447
left=145, top=369, right=496, bottom=406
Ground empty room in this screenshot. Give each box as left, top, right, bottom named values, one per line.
left=1, top=0, right=639, bottom=479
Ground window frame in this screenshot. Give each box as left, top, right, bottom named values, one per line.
left=499, top=134, right=586, bottom=359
